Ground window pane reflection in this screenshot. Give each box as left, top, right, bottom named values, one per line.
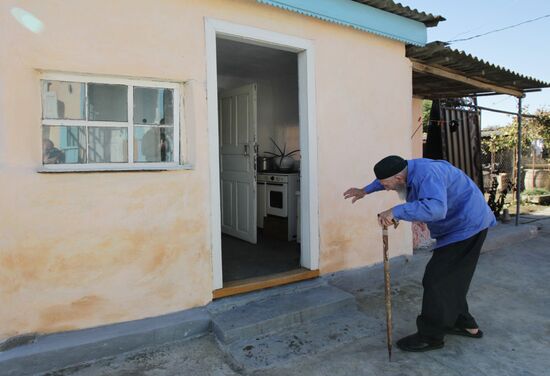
left=134, top=127, right=173, bottom=162
left=88, top=84, right=128, bottom=122
left=42, top=125, right=86, bottom=164
left=133, top=87, right=173, bottom=125
left=41, top=81, right=85, bottom=120
left=88, top=127, right=128, bottom=163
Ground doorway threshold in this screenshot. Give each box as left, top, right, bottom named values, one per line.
left=213, top=268, right=319, bottom=299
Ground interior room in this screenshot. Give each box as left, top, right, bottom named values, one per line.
left=216, top=38, right=301, bottom=283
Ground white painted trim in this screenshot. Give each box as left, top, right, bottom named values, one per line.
left=172, top=86, right=181, bottom=164
left=40, top=71, right=182, bottom=89
left=205, top=18, right=319, bottom=290
left=37, top=164, right=194, bottom=173
left=298, top=46, right=319, bottom=270
left=210, top=19, right=312, bottom=52
left=42, top=119, right=92, bottom=126
left=127, top=85, right=134, bottom=162
left=205, top=20, right=224, bottom=290
left=43, top=120, right=177, bottom=128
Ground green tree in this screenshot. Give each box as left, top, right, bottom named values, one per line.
left=422, top=100, right=432, bottom=133
left=482, top=107, right=550, bottom=156
left=482, top=107, right=550, bottom=190
left=526, top=108, right=550, bottom=147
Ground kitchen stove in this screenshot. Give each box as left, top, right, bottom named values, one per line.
left=257, top=172, right=299, bottom=241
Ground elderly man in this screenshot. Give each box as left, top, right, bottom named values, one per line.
left=344, top=155, right=496, bottom=352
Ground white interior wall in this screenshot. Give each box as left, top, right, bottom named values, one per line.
left=217, top=75, right=298, bottom=160
left=216, top=42, right=299, bottom=163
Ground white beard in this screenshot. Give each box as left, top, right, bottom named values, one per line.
left=397, top=187, right=407, bottom=201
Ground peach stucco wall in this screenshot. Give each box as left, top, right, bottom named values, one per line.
left=314, top=21, right=413, bottom=273
left=0, top=0, right=414, bottom=340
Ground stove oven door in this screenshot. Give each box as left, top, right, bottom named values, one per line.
left=266, top=183, right=287, bottom=217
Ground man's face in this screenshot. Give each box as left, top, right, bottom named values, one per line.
left=379, top=174, right=406, bottom=191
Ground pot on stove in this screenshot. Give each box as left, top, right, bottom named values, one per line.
left=257, top=156, right=273, bottom=172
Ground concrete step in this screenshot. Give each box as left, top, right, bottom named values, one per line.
left=482, top=222, right=538, bottom=253
left=208, top=277, right=326, bottom=314
left=211, top=285, right=356, bottom=344
left=0, top=308, right=210, bottom=376
left=225, top=308, right=380, bottom=371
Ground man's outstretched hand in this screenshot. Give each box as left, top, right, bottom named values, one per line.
left=343, top=188, right=366, bottom=203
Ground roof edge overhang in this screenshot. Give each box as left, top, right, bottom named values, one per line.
left=353, top=0, right=445, bottom=27
left=257, top=0, right=427, bottom=46
left=411, top=60, right=525, bottom=98
left=407, top=42, right=550, bottom=99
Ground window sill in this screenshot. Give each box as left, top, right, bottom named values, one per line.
left=37, top=164, right=194, bottom=173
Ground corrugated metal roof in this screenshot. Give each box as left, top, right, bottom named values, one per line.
left=352, top=0, right=445, bottom=27
left=407, top=41, right=550, bottom=98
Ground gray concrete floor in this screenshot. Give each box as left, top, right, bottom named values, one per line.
left=45, top=213, right=550, bottom=376
left=222, top=231, right=300, bottom=282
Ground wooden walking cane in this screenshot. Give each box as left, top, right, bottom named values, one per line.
left=379, top=216, right=399, bottom=361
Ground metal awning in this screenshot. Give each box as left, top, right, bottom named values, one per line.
left=408, top=42, right=549, bottom=226
left=407, top=42, right=550, bottom=98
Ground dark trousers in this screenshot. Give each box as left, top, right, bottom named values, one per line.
left=417, top=229, right=488, bottom=340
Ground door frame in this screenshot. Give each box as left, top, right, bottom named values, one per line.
left=205, top=18, right=319, bottom=290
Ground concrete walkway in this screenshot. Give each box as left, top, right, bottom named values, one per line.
left=33, top=212, right=550, bottom=375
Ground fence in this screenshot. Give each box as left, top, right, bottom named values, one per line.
left=481, top=142, right=550, bottom=192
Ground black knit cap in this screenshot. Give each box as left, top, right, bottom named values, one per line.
left=374, top=155, right=407, bottom=180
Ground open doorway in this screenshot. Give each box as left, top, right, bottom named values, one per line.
left=217, top=38, right=302, bottom=284
left=206, top=19, right=320, bottom=294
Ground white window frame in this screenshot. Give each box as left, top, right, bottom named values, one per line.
left=39, top=72, right=188, bottom=172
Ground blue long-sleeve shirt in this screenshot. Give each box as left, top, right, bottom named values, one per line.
left=364, top=158, right=496, bottom=248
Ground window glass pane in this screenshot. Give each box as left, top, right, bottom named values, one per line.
left=88, top=127, right=128, bottom=163
left=88, top=84, right=128, bottom=122
left=133, top=87, right=173, bottom=125
left=42, top=125, right=87, bottom=164
left=134, top=127, right=174, bottom=162
left=41, top=81, right=85, bottom=120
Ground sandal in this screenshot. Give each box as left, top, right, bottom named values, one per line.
left=445, top=327, right=483, bottom=339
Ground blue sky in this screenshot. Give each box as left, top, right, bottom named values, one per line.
left=401, top=0, right=550, bottom=128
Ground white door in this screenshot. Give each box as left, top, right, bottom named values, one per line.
left=219, top=84, right=258, bottom=243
